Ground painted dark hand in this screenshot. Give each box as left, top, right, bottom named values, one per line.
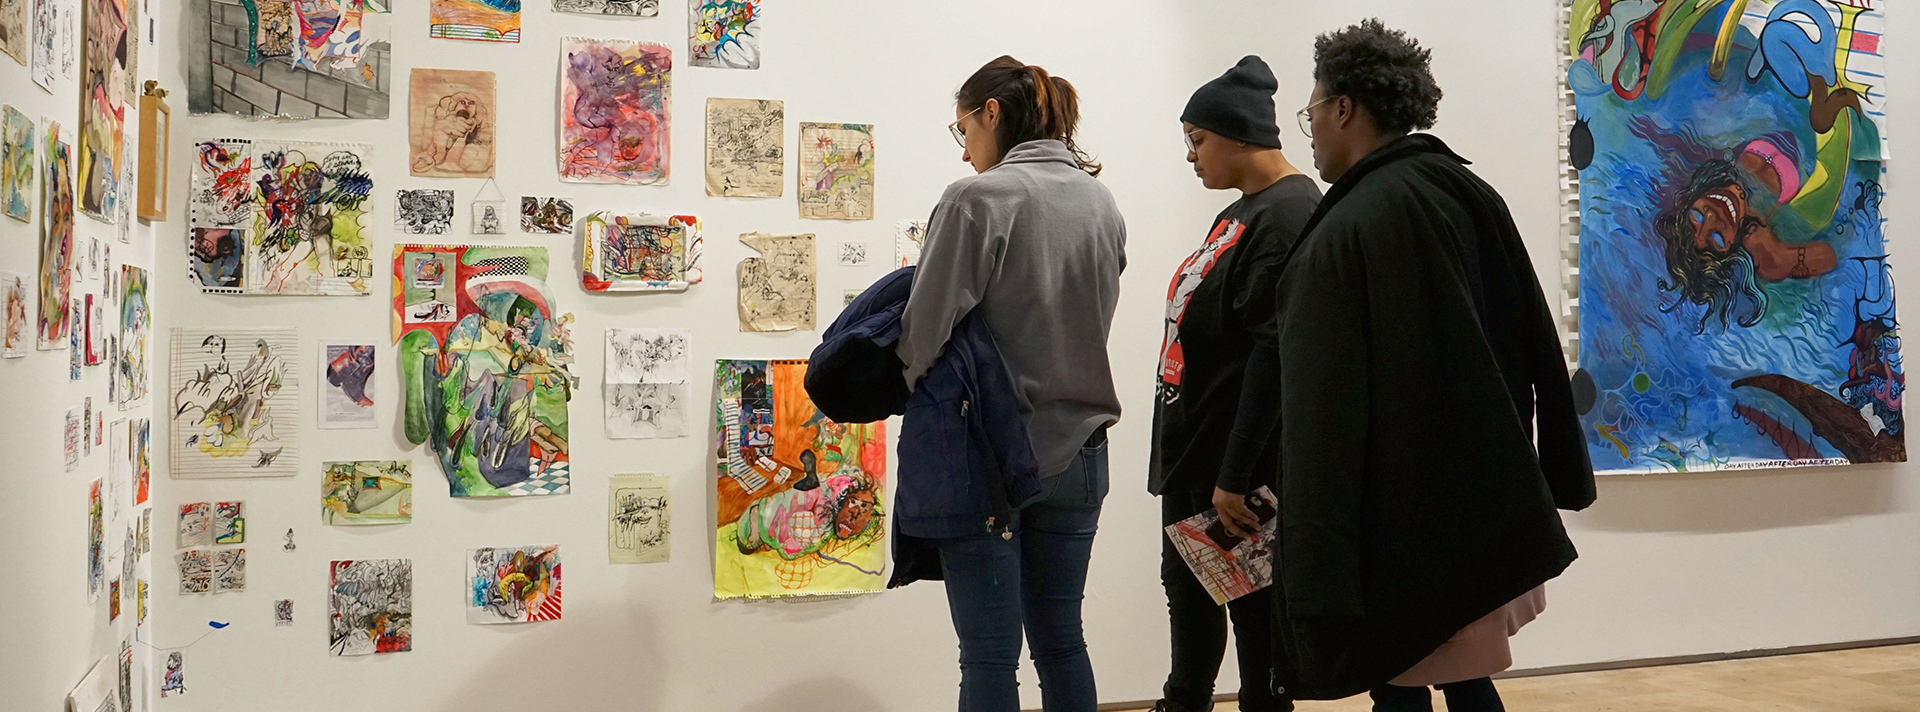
left=1213, top=486, right=1259, bottom=538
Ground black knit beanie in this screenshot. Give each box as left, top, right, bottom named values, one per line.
left=1181, top=55, right=1283, bottom=148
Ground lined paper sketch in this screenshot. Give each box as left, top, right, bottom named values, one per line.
left=170, top=328, right=299, bottom=478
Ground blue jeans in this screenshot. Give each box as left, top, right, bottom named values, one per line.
left=938, top=434, right=1110, bottom=712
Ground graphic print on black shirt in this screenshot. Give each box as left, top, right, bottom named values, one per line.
left=1158, top=217, right=1247, bottom=404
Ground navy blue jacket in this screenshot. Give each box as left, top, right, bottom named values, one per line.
left=805, top=267, right=1042, bottom=587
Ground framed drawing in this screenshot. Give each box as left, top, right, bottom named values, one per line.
left=136, top=82, right=167, bottom=222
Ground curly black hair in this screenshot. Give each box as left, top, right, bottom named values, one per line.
left=1313, top=19, right=1443, bottom=134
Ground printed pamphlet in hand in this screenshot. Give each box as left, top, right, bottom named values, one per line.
left=1165, top=486, right=1278, bottom=605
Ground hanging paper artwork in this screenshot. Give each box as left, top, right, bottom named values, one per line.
left=471, top=177, right=505, bottom=235
left=838, top=241, right=868, bottom=266
left=579, top=212, right=703, bottom=292
left=705, top=97, right=782, bottom=197
left=176, top=549, right=211, bottom=593
left=798, top=122, right=874, bottom=220
left=212, top=501, right=245, bottom=544
left=393, top=244, right=577, bottom=497
left=76, top=0, right=127, bottom=223
left=689, top=0, right=759, bottom=70
left=737, top=232, right=816, bottom=332
left=556, top=0, right=656, bottom=16
left=116, top=265, right=147, bottom=406
left=88, top=478, right=104, bottom=598
left=713, top=359, right=886, bottom=599
left=178, top=502, right=211, bottom=547
left=466, top=545, right=562, bottom=623
left=0, top=0, right=22, bottom=66
left=64, top=408, right=79, bottom=470
left=169, top=328, right=299, bottom=478
left=394, top=189, right=453, bottom=235
left=408, top=68, right=496, bottom=177
left=2, top=105, right=30, bottom=221
left=2, top=270, right=26, bottom=357
left=212, top=548, right=246, bottom=592
left=185, top=139, right=373, bottom=295
left=605, top=328, right=690, bottom=439
left=188, top=0, right=391, bottom=119
left=559, top=37, right=671, bottom=185
left=319, top=342, right=376, bottom=429
left=29, top=0, right=57, bottom=90
left=39, top=121, right=73, bottom=350
left=274, top=599, right=293, bottom=625
left=1570, top=0, right=1901, bottom=472
left=430, top=0, right=519, bottom=43
left=329, top=559, right=412, bottom=656
left=520, top=196, right=573, bottom=234
left=895, top=220, right=927, bottom=268
left=609, top=473, right=669, bottom=563
left=322, top=460, right=412, bottom=525
left=132, top=418, right=149, bottom=503
left=160, top=651, right=184, bottom=697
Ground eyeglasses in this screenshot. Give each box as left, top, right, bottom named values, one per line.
left=1297, top=95, right=1338, bottom=139
left=1183, top=129, right=1203, bottom=152
left=950, top=107, right=982, bottom=147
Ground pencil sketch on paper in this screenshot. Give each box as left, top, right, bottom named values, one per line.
left=212, top=548, right=246, bottom=592
left=28, top=0, right=58, bottom=90
left=737, top=232, right=816, bottom=332
left=838, top=241, right=868, bottom=266
left=40, top=123, right=74, bottom=349
left=430, top=0, right=519, bottom=43
left=896, top=220, right=927, bottom=268
left=177, top=501, right=211, bottom=547
left=329, top=559, right=412, bottom=655
left=320, top=342, right=376, bottom=429
left=609, top=473, right=669, bottom=563
left=560, top=38, right=671, bottom=185
left=176, top=549, right=211, bottom=594
left=580, top=212, right=703, bottom=292
left=798, top=122, right=874, bottom=221
left=394, top=189, right=454, bottom=235
left=689, top=0, right=759, bottom=70
left=212, top=501, right=245, bottom=544
left=0, top=0, right=23, bottom=66
left=467, top=545, right=562, bottom=624
left=520, top=196, right=573, bottom=234
left=323, top=460, right=412, bottom=525
left=605, top=328, right=690, bottom=384
left=274, top=599, right=293, bottom=626
left=408, top=68, right=495, bottom=178
left=2, top=106, right=32, bottom=221
left=705, top=98, right=781, bottom=197
left=170, top=328, right=299, bottom=479
left=2, top=270, right=26, bottom=357
left=556, top=0, right=657, bottom=17
left=606, top=383, right=688, bottom=439
left=76, top=0, right=128, bottom=223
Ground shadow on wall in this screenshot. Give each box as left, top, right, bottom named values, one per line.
left=1570, top=464, right=1904, bottom=535
left=737, top=676, right=890, bottom=712
left=437, top=602, right=666, bottom=712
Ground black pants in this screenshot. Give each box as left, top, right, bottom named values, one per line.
left=1369, top=678, right=1505, bottom=712
left=1159, top=484, right=1288, bottom=712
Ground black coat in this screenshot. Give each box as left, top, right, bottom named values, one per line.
left=1266, top=134, right=1596, bottom=699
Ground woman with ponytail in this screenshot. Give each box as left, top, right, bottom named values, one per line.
left=896, top=56, right=1127, bottom=711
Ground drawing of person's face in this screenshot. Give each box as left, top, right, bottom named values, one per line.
left=835, top=486, right=877, bottom=539
left=1687, top=182, right=1753, bottom=254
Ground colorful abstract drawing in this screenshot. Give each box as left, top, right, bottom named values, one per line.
left=689, top=0, right=759, bottom=69
left=213, top=501, right=245, bottom=544
left=797, top=122, right=874, bottom=220
left=250, top=140, right=373, bottom=295
left=169, top=328, right=299, bottom=478
left=712, top=359, right=886, bottom=599
left=559, top=38, right=670, bottom=185
left=466, top=545, right=562, bottom=623
left=580, top=212, right=703, bottom=292
left=320, top=342, right=376, bottom=428
left=556, top=0, right=657, bottom=16
left=430, top=0, right=519, bottom=43
left=329, top=559, right=412, bottom=656
left=0, top=0, right=24, bottom=66
left=39, top=121, right=72, bottom=349
left=519, top=196, right=573, bottom=234
left=408, top=68, right=496, bottom=177
left=188, top=138, right=253, bottom=228
left=2, top=105, right=31, bottom=221
left=322, top=460, right=412, bottom=525
left=76, top=0, right=126, bottom=222
left=1570, top=0, right=1900, bottom=473
left=132, top=418, right=148, bottom=503
left=608, top=474, right=669, bottom=563
left=116, top=265, right=147, bottom=405
left=177, top=501, right=211, bottom=547
left=2, top=270, right=26, bottom=357
left=393, top=244, right=576, bottom=497
left=190, top=0, right=391, bottom=119
left=87, top=478, right=104, bottom=598
left=704, top=97, right=782, bottom=197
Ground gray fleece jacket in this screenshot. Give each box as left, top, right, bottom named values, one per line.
left=898, top=139, right=1127, bottom=477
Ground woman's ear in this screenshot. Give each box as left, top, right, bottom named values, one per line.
left=982, top=98, right=1000, bottom=129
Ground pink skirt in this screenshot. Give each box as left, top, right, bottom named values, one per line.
left=1388, top=585, right=1545, bottom=687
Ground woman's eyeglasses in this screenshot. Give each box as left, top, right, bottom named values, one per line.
left=1184, top=130, right=1203, bottom=152
left=1297, top=95, right=1337, bottom=138
left=950, top=107, right=982, bottom=147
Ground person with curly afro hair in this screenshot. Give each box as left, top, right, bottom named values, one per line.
left=1248, top=18, right=1597, bottom=711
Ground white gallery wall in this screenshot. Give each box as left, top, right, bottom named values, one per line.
left=3, top=0, right=1915, bottom=710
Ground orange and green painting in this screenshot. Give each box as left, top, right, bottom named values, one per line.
left=429, top=0, right=519, bottom=43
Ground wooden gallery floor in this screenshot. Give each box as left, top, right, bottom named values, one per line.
left=1115, top=643, right=1920, bottom=712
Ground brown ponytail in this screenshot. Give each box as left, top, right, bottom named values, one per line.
left=956, top=56, right=1101, bottom=176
